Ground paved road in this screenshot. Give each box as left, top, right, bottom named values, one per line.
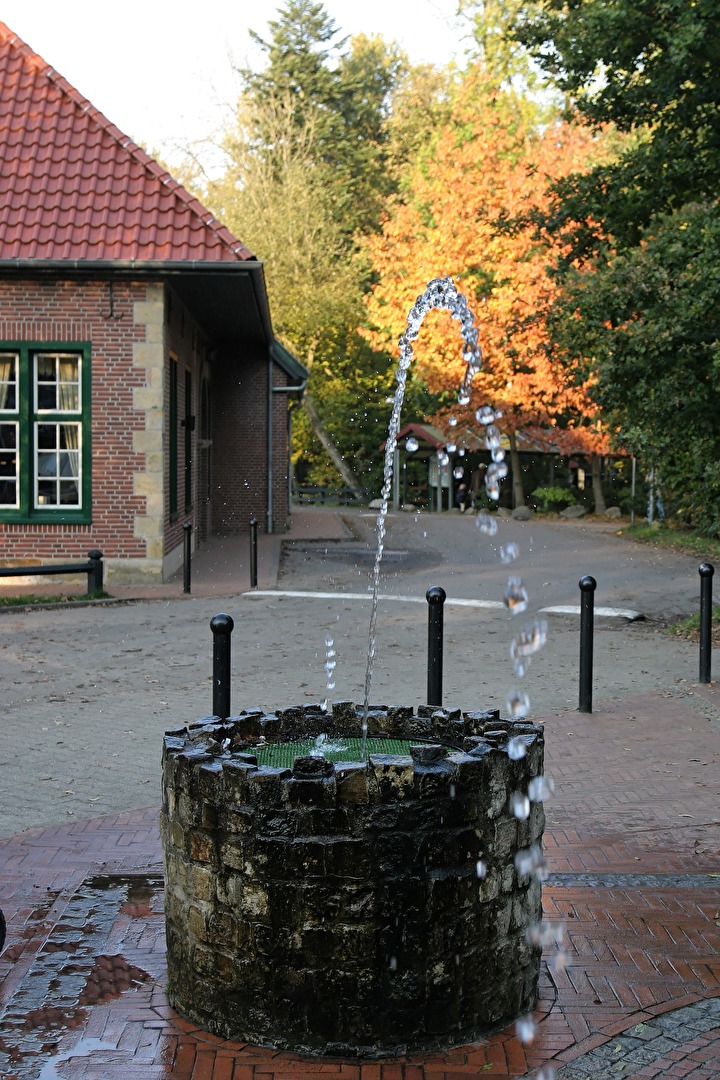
left=0, top=510, right=715, bottom=837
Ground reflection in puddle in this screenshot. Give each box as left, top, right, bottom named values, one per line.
left=0, top=875, right=161, bottom=1077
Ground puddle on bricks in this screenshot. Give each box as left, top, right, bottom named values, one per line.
left=0, top=874, right=163, bottom=1076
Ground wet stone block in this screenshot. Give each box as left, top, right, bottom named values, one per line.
left=162, top=705, right=544, bottom=1057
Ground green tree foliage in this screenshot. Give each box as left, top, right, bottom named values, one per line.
left=552, top=201, right=720, bottom=532
left=515, top=0, right=720, bottom=253
left=515, top=1, right=720, bottom=530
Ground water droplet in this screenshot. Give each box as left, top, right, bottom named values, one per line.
left=476, top=512, right=498, bottom=536
left=504, top=578, right=529, bottom=615
left=448, top=415, right=458, bottom=427
left=437, top=450, right=449, bottom=466
left=326, top=680, right=336, bottom=690
left=476, top=859, right=487, bottom=879
left=507, top=736, right=527, bottom=760
left=550, top=950, right=567, bottom=974
left=445, top=442, right=457, bottom=453
left=458, top=448, right=466, bottom=457
left=325, top=636, right=334, bottom=648
left=457, top=390, right=470, bottom=406
left=515, top=1015, right=536, bottom=1044
left=510, top=792, right=530, bottom=820
left=507, top=689, right=531, bottom=718
left=325, top=660, right=336, bottom=671
left=527, top=920, right=565, bottom=948
left=485, top=424, right=502, bottom=449
left=528, top=775, right=554, bottom=802
left=491, top=446, right=505, bottom=463
left=453, top=466, right=464, bottom=480
left=389, top=956, right=397, bottom=971
left=486, top=480, right=500, bottom=501
left=476, top=405, right=495, bottom=425
left=537, top=1070, right=557, bottom=1080
left=486, top=461, right=508, bottom=483
left=406, top=436, right=419, bottom=452
left=514, top=844, right=544, bottom=877
left=510, top=619, right=548, bottom=659
left=499, top=542, right=520, bottom=564
left=449, top=784, right=456, bottom=798
left=513, top=658, right=529, bottom=677
left=320, top=699, right=328, bottom=713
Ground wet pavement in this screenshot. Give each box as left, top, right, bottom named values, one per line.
left=1, top=506, right=719, bottom=1077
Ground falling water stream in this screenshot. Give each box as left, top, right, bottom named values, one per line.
left=361, top=277, right=485, bottom=749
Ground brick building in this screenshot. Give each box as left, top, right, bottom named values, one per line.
left=0, top=22, right=306, bottom=585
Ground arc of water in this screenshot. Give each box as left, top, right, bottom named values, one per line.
left=362, top=277, right=486, bottom=742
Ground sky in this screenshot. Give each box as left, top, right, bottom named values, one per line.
left=1, top=1, right=471, bottom=171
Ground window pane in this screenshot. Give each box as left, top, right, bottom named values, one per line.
left=59, top=479, right=79, bottom=504
left=36, top=355, right=56, bottom=381
left=37, top=479, right=55, bottom=504
left=0, top=421, right=17, bottom=505
left=0, top=354, right=17, bottom=411
left=37, top=383, right=56, bottom=410
left=37, top=451, right=57, bottom=477
left=37, top=424, right=57, bottom=449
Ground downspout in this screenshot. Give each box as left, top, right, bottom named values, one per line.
left=267, top=357, right=307, bottom=533
left=267, top=356, right=273, bottom=534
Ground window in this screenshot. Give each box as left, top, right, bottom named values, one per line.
left=0, top=344, right=91, bottom=523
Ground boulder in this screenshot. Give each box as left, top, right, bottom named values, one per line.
left=512, top=505, right=534, bottom=521
left=559, top=504, right=586, bottom=519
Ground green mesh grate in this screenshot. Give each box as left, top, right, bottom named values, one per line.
left=254, top=738, right=437, bottom=768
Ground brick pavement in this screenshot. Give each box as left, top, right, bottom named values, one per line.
left=1, top=691, right=718, bottom=1078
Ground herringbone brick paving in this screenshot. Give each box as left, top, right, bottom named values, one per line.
left=1, top=691, right=719, bottom=1078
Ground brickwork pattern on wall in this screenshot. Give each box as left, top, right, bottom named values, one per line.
left=0, top=278, right=148, bottom=562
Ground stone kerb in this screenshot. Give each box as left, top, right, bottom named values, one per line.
left=161, top=703, right=545, bottom=1057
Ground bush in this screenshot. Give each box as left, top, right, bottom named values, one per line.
left=532, top=485, right=577, bottom=512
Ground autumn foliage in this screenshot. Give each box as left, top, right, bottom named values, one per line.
left=363, top=69, right=609, bottom=457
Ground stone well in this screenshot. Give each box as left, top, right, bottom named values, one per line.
left=161, top=702, right=545, bottom=1057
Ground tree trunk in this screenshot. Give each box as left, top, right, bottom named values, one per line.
left=302, top=394, right=365, bottom=500
left=591, top=454, right=606, bottom=514
left=508, top=429, right=525, bottom=509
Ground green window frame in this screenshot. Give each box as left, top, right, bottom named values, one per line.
left=0, top=343, right=92, bottom=524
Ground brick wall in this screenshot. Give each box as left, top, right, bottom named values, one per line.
left=0, top=278, right=148, bottom=567
left=211, top=347, right=291, bottom=535
left=0, top=275, right=293, bottom=583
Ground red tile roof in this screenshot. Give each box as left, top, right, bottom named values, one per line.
left=0, top=22, right=253, bottom=263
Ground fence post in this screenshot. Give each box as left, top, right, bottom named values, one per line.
left=183, top=521, right=192, bottom=594
left=426, top=586, right=446, bottom=707
left=699, top=562, right=714, bottom=684
left=249, top=516, right=258, bottom=589
left=87, top=549, right=104, bottom=593
left=579, top=575, right=596, bottom=714
left=210, top=613, right=234, bottom=720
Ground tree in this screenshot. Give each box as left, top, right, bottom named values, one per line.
left=513, top=1, right=720, bottom=528
left=515, top=0, right=720, bottom=254
left=362, top=69, right=606, bottom=506
left=550, top=200, right=720, bottom=532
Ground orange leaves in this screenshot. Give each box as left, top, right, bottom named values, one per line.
left=363, top=69, right=606, bottom=449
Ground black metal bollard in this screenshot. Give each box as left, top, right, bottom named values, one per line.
left=87, top=549, right=103, bottom=593
left=183, top=521, right=192, bottom=594
left=579, top=575, right=596, bottom=714
left=210, top=613, right=234, bottom=720
left=699, top=562, right=714, bottom=684
left=426, top=586, right=446, bottom=707
left=249, top=515, right=258, bottom=589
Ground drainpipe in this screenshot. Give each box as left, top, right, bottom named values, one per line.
left=267, top=357, right=307, bottom=534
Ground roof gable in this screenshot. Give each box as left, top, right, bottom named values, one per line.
left=0, top=22, right=252, bottom=263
